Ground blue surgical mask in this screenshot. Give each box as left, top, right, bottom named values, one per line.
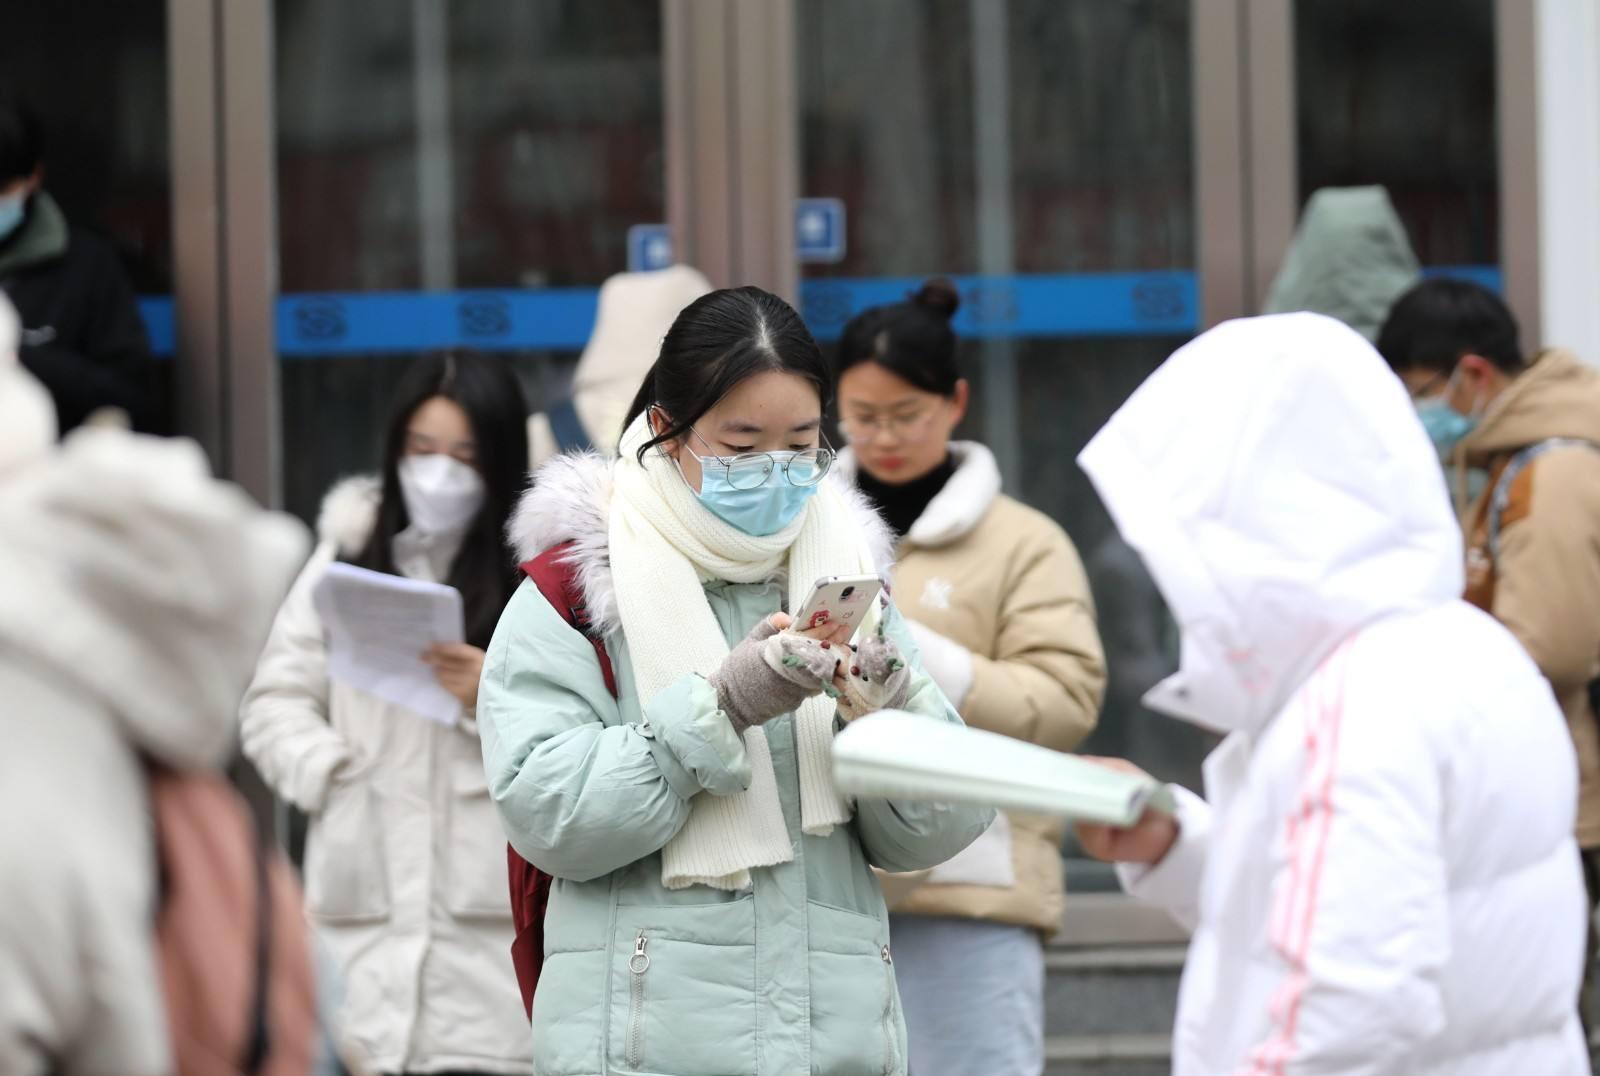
left=680, top=439, right=829, bottom=537
left=1415, top=394, right=1477, bottom=458
left=0, top=194, right=25, bottom=242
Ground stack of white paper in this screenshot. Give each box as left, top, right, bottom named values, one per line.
left=312, top=562, right=465, bottom=724
left=832, top=711, right=1176, bottom=827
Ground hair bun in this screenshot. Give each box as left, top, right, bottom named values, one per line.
left=910, top=278, right=960, bottom=321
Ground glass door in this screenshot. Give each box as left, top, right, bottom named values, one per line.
left=1294, top=0, right=1500, bottom=282
left=796, top=0, right=1208, bottom=823
left=273, top=0, right=666, bottom=522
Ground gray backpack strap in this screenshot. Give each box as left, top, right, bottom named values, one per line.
left=1487, top=438, right=1600, bottom=563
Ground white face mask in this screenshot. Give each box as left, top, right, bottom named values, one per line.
left=398, top=453, right=485, bottom=535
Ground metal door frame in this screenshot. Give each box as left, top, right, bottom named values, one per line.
left=169, top=0, right=279, bottom=508
left=665, top=0, right=799, bottom=302
left=1192, top=0, right=1297, bottom=329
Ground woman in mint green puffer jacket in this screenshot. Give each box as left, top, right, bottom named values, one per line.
left=477, top=287, right=992, bottom=1076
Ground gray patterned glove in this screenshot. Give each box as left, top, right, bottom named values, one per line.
left=709, top=618, right=842, bottom=735
left=836, top=629, right=911, bottom=723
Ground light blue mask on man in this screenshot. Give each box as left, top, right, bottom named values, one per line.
left=1415, top=394, right=1478, bottom=458
left=1415, top=374, right=1492, bottom=505
left=0, top=193, right=26, bottom=241
left=682, top=447, right=826, bottom=536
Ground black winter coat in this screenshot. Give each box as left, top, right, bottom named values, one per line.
left=0, top=193, right=153, bottom=433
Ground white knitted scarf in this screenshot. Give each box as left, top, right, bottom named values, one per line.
left=609, top=414, right=873, bottom=890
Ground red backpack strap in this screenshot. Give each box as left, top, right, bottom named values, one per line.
left=507, top=541, right=618, bottom=1022
left=520, top=541, right=618, bottom=699
left=505, top=845, right=549, bottom=1022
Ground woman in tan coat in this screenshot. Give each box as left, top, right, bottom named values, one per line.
left=834, top=280, right=1107, bottom=1076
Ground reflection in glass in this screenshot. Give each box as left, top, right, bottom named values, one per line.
left=274, top=0, right=663, bottom=522
left=800, top=0, right=1203, bottom=815
left=1296, top=0, right=1498, bottom=266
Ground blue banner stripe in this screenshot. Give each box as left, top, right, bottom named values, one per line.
left=275, top=288, right=600, bottom=356
left=134, top=265, right=1501, bottom=358
left=1421, top=265, right=1504, bottom=292
left=801, top=271, right=1196, bottom=342
left=137, top=297, right=176, bottom=356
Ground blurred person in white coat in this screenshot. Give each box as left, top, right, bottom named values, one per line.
left=527, top=266, right=711, bottom=465
left=242, top=351, right=533, bottom=1075
left=0, top=295, right=316, bottom=1074
left=1075, top=313, right=1589, bottom=1075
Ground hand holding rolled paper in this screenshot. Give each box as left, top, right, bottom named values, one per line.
left=831, top=711, right=1177, bottom=827
left=1071, top=756, right=1181, bottom=866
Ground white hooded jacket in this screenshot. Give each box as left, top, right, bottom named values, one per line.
left=1079, top=313, right=1589, bottom=1075
left=239, top=477, right=532, bottom=1075
left=0, top=428, right=309, bottom=1076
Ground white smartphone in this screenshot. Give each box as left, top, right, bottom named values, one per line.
left=792, top=574, right=884, bottom=639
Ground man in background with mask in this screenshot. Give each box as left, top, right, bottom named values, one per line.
left=0, top=94, right=151, bottom=434
left=1378, top=277, right=1600, bottom=1036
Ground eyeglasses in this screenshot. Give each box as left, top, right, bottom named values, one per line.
left=686, top=428, right=836, bottom=490
left=838, top=407, right=940, bottom=445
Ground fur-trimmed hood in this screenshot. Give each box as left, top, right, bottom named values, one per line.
left=0, top=429, right=309, bottom=769
left=509, top=452, right=896, bottom=638
left=835, top=441, right=1003, bottom=548
left=315, top=474, right=381, bottom=556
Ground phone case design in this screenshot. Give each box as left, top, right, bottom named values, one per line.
left=803, top=581, right=877, bottom=631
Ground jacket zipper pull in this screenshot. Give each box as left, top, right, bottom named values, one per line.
left=627, top=930, right=650, bottom=1068
left=881, top=943, right=892, bottom=965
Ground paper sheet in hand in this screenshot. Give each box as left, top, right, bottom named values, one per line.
left=313, top=562, right=464, bottom=724
left=833, top=711, right=1177, bottom=827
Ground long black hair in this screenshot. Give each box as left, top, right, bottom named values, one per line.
left=835, top=278, right=962, bottom=395
left=623, top=286, right=832, bottom=460
left=351, top=352, right=529, bottom=648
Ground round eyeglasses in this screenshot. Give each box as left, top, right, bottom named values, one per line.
left=686, top=429, right=836, bottom=490
left=838, top=407, right=941, bottom=445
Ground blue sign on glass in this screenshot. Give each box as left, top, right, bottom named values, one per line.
left=1421, top=265, right=1504, bottom=293
left=801, top=271, right=1197, bottom=341
left=273, top=289, right=599, bottom=356
left=137, top=297, right=176, bottom=356
left=627, top=224, right=674, bottom=273
left=132, top=264, right=1504, bottom=358
left=795, top=198, right=846, bottom=264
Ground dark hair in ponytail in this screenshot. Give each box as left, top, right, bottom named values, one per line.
left=834, top=278, right=962, bottom=396
left=623, top=286, right=832, bottom=459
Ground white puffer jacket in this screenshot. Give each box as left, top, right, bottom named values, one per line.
left=1080, top=313, right=1590, bottom=1075
left=240, top=478, right=531, bottom=1075
left=0, top=427, right=309, bottom=1076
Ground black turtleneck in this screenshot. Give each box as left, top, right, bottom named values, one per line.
left=856, top=454, right=957, bottom=540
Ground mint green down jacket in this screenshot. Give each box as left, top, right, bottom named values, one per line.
left=478, top=526, right=993, bottom=1076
